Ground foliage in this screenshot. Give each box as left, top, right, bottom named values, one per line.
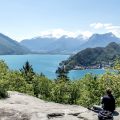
left=56, top=66, right=69, bottom=82
left=68, top=81, right=80, bottom=104
left=0, top=86, right=8, bottom=99
left=32, top=74, right=52, bottom=99
left=50, top=81, right=70, bottom=103
left=113, top=57, right=120, bottom=72
left=0, top=60, right=9, bottom=74
left=62, top=42, right=120, bottom=70
left=20, top=61, right=35, bottom=84
left=77, top=74, right=100, bottom=107
left=0, top=60, right=9, bottom=98
left=0, top=59, right=120, bottom=109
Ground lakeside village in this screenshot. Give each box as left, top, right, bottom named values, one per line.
left=73, top=62, right=113, bottom=70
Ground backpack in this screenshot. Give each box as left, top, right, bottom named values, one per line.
left=98, top=110, right=113, bottom=120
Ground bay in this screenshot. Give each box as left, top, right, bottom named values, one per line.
left=0, top=54, right=106, bottom=79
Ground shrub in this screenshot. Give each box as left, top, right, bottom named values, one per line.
left=0, top=88, right=8, bottom=99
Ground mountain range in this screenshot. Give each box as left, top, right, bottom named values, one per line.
left=60, top=42, right=120, bottom=71
left=20, top=35, right=85, bottom=54
left=78, top=33, right=120, bottom=51
left=0, top=32, right=120, bottom=55
left=0, top=33, right=30, bottom=55
left=20, top=33, right=120, bottom=54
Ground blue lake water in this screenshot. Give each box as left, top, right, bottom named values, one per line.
left=0, top=54, right=106, bottom=79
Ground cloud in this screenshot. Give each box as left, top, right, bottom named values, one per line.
left=90, top=23, right=105, bottom=29
left=39, top=23, right=120, bottom=40
left=90, top=22, right=120, bottom=37
left=39, top=29, right=93, bottom=39
left=90, top=23, right=112, bottom=29
left=80, top=31, right=93, bottom=39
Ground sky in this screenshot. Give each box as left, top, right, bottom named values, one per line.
left=0, top=0, right=120, bottom=41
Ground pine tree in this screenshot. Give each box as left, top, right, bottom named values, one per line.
left=56, top=65, right=69, bottom=82
left=20, top=61, right=35, bottom=84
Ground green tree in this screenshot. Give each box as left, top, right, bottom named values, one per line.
left=68, top=81, right=80, bottom=104
left=0, top=60, right=9, bottom=75
left=0, top=60, right=9, bottom=98
left=78, top=74, right=100, bottom=107
left=51, top=81, right=70, bottom=103
left=56, top=66, right=69, bottom=82
left=20, top=61, right=35, bottom=84
left=32, top=75, right=52, bottom=99
left=114, top=57, right=120, bottom=73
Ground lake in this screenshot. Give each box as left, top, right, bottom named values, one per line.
left=0, top=54, right=106, bottom=79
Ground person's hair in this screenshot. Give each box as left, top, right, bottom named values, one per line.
left=106, top=88, right=112, bottom=95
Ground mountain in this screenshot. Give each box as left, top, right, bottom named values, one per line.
left=20, top=37, right=56, bottom=53
left=78, top=33, right=120, bottom=51
left=20, top=33, right=120, bottom=54
left=44, top=36, right=86, bottom=54
left=0, top=33, right=30, bottom=54
left=20, top=36, right=86, bottom=54
left=61, top=42, right=120, bottom=70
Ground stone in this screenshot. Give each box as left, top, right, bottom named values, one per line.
left=0, top=91, right=119, bottom=120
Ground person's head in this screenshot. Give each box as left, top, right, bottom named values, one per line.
left=106, top=88, right=112, bottom=95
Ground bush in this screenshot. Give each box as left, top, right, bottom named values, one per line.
left=0, top=85, right=8, bottom=99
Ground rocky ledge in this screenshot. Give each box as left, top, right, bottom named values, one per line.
left=0, top=91, right=119, bottom=120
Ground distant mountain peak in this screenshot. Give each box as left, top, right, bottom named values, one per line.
left=103, top=32, right=117, bottom=38
left=20, top=32, right=120, bottom=54
left=90, top=32, right=116, bottom=39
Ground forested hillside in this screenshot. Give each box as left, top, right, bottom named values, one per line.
left=61, top=42, right=120, bottom=70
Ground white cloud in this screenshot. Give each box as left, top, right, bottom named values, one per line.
left=90, top=22, right=120, bottom=38
left=80, top=31, right=93, bottom=39
left=90, top=23, right=105, bottom=29
left=39, top=29, right=93, bottom=39
left=13, top=23, right=120, bottom=41
left=34, top=23, right=120, bottom=40
left=40, top=29, right=69, bottom=38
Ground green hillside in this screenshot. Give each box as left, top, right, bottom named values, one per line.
left=61, top=42, right=120, bottom=70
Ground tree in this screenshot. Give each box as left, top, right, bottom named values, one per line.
left=0, top=60, right=9, bottom=75
left=20, top=61, right=35, bottom=84
left=78, top=74, right=100, bottom=107
left=51, top=81, right=70, bottom=103
left=56, top=65, right=69, bottom=82
left=32, top=75, right=52, bottom=99
left=0, top=60, right=9, bottom=99
left=68, top=82, right=80, bottom=104
left=114, top=57, right=120, bottom=73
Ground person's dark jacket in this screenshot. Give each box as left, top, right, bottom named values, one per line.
left=102, top=94, right=115, bottom=112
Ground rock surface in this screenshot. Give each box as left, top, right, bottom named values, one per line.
left=0, top=91, right=119, bottom=120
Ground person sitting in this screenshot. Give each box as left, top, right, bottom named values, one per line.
left=101, top=88, right=115, bottom=113
left=97, top=88, right=115, bottom=120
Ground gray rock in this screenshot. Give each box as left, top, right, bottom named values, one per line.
left=0, top=91, right=119, bottom=120
left=78, top=110, right=98, bottom=120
